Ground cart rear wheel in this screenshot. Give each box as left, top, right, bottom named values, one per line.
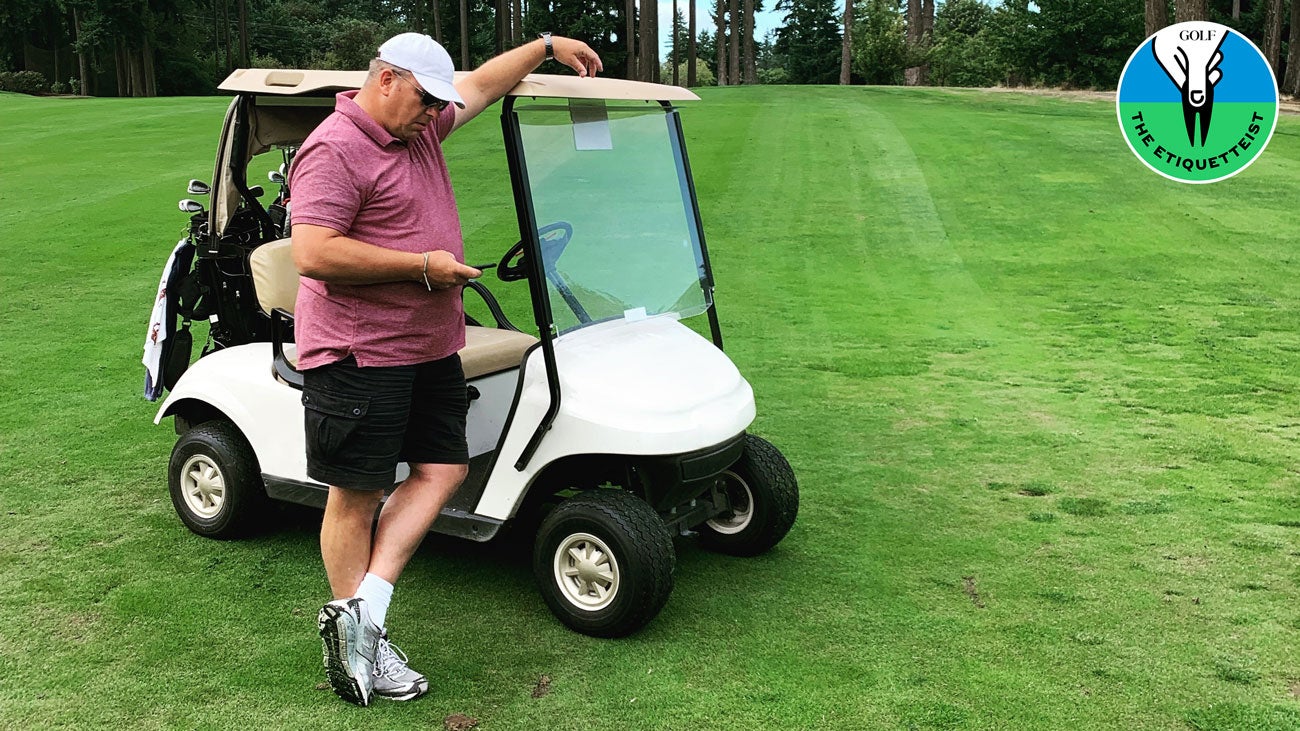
left=533, top=489, right=674, bottom=637
left=168, top=420, right=266, bottom=539
left=699, top=435, right=798, bottom=556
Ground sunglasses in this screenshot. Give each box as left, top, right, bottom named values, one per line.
left=394, top=73, right=450, bottom=112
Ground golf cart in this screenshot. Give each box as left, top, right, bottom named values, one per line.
left=149, top=68, right=798, bottom=637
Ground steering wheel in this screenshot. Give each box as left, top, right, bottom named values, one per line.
left=498, top=221, right=573, bottom=282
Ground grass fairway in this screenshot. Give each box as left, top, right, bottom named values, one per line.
left=2, top=85, right=1299, bottom=730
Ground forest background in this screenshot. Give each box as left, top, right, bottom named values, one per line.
left=4, top=0, right=1300, bottom=99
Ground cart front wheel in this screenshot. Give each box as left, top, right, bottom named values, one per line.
left=168, top=420, right=266, bottom=539
left=699, top=434, right=799, bottom=556
left=533, top=489, right=674, bottom=637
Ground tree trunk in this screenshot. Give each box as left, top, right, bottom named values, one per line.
left=415, top=0, right=424, bottom=35
left=688, top=0, right=696, bottom=86
left=1146, top=0, right=1169, bottom=36
left=1233, top=0, right=1240, bottom=19
left=495, top=0, right=505, bottom=54
left=513, top=0, right=522, bottom=46
left=1264, top=0, right=1284, bottom=73
left=1174, top=0, right=1208, bottom=22
left=728, top=0, right=739, bottom=84
left=716, top=0, right=727, bottom=85
left=115, top=39, right=127, bottom=96
left=840, top=0, right=852, bottom=84
left=144, top=35, right=157, bottom=96
left=221, top=0, right=231, bottom=72
left=743, top=0, right=755, bottom=83
left=432, top=0, right=444, bottom=43
left=626, top=0, right=637, bottom=79
left=131, top=47, right=147, bottom=97
left=639, top=0, right=658, bottom=81
left=904, top=0, right=921, bottom=85
left=238, top=0, right=248, bottom=66
left=460, top=0, right=470, bottom=68
left=1283, top=0, right=1300, bottom=94
left=73, top=6, right=90, bottom=95
left=717, top=0, right=728, bottom=84
left=212, top=0, right=221, bottom=80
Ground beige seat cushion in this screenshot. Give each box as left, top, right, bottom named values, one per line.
left=249, top=238, right=298, bottom=315
left=253, top=239, right=535, bottom=378
left=281, top=327, right=536, bottom=380
left=460, top=326, right=538, bottom=378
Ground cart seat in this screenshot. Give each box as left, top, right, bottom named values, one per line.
left=249, top=238, right=537, bottom=380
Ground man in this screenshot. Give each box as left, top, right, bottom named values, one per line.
left=289, top=31, right=602, bottom=706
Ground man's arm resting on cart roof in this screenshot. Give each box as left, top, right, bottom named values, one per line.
left=451, top=35, right=603, bottom=134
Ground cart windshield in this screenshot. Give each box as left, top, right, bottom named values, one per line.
left=514, top=102, right=710, bottom=335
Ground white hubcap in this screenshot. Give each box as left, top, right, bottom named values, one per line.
left=180, top=454, right=225, bottom=519
left=553, top=532, right=620, bottom=611
left=706, top=471, right=754, bottom=535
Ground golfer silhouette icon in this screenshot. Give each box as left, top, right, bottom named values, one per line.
left=1153, top=31, right=1226, bottom=146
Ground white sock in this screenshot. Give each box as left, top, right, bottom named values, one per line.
left=353, top=573, right=393, bottom=629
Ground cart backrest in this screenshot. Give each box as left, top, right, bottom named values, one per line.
left=249, top=238, right=298, bottom=315
left=247, top=236, right=537, bottom=379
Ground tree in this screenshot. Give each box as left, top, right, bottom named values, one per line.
left=688, top=0, right=697, bottom=84
left=639, top=0, right=658, bottom=80
left=1145, top=0, right=1168, bottom=37
left=1284, top=0, right=1300, bottom=95
left=716, top=0, right=727, bottom=83
left=774, top=0, right=842, bottom=83
left=1174, top=0, right=1207, bottom=22
left=626, top=0, right=636, bottom=77
left=902, top=0, right=932, bottom=84
left=729, top=0, right=740, bottom=83
left=671, top=3, right=682, bottom=84
left=1262, top=0, right=1284, bottom=74
left=840, top=0, right=852, bottom=83
left=928, top=0, right=1000, bottom=86
left=461, top=0, right=470, bottom=67
left=852, top=0, right=906, bottom=84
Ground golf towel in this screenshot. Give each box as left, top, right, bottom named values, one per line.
left=143, top=238, right=190, bottom=401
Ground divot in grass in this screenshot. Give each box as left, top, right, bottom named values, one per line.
left=1059, top=497, right=1109, bottom=517
left=1017, top=481, right=1056, bottom=497
left=962, top=576, right=986, bottom=608
left=1213, top=658, right=1261, bottom=685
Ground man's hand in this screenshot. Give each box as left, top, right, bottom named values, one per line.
left=552, top=37, right=604, bottom=78
left=423, top=250, right=482, bottom=289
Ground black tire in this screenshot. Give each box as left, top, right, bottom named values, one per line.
left=167, top=420, right=267, bottom=539
left=698, top=434, right=799, bottom=557
left=533, top=489, right=675, bottom=638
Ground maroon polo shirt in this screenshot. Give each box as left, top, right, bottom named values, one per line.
left=289, top=90, right=465, bottom=369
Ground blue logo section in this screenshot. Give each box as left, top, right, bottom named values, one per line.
left=1120, top=32, right=1277, bottom=103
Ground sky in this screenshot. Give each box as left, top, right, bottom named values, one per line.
left=653, top=0, right=787, bottom=58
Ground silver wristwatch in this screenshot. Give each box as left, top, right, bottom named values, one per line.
left=540, top=32, right=553, bottom=61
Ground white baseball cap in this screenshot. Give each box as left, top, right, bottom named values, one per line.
left=377, top=33, right=466, bottom=109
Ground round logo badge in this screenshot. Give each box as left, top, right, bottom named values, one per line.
left=1117, top=21, right=1278, bottom=184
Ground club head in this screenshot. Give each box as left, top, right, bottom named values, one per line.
left=279, top=162, right=287, bottom=176
left=247, top=185, right=264, bottom=198
left=187, top=179, right=211, bottom=195
left=179, top=199, right=205, bottom=214
left=268, top=170, right=285, bottom=184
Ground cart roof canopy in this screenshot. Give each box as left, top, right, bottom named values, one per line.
left=218, top=69, right=700, bottom=102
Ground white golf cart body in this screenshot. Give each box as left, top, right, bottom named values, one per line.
left=155, top=69, right=795, bottom=636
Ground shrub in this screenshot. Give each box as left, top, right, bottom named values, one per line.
left=51, top=81, right=67, bottom=94
left=0, top=70, right=50, bottom=94
left=659, top=59, right=715, bottom=87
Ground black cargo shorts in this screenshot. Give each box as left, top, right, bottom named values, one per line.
left=302, top=354, right=469, bottom=491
